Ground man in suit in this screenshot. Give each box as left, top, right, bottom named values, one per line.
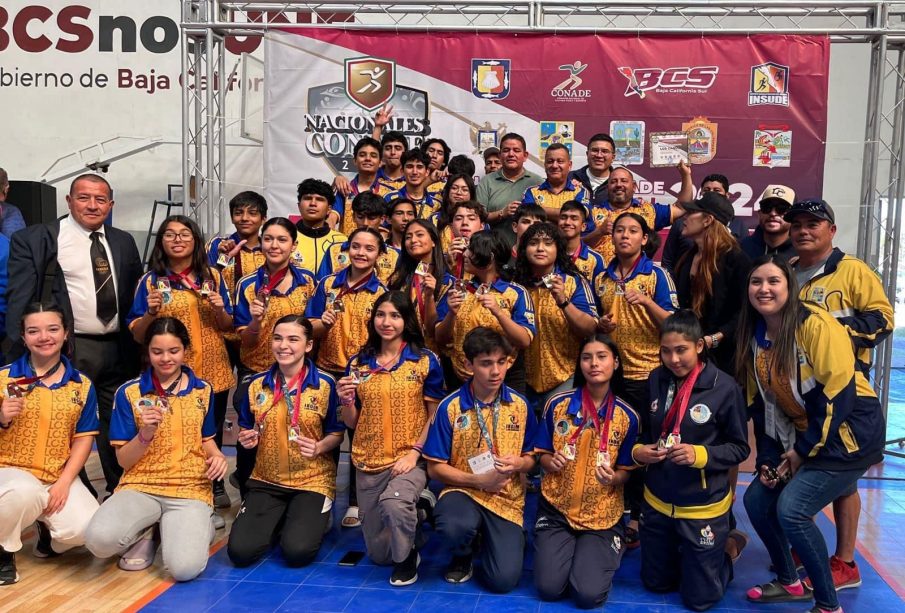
left=6, top=174, right=143, bottom=497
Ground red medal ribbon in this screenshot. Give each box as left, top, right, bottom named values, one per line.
left=571, top=387, right=616, bottom=453
left=271, top=365, right=308, bottom=429
left=659, top=361, right=704, bottom=441
left=570, top=244, right=582, bottom=263
left=14, top=360, right=63, bottom=389
left=614, top=254, right=643, bottom=292
left=168, top=267, right=200, bottom=291
left=455, top=253, right=465, bottom=278
left=259, top=265, right=290, bottom=297
left=335, top=270, right=375, bottom=302
left=412, top=274, right=426, bottom=322
left=151, top=370, right=182, bottom=399
left=356, top=343, right=407, bottom=378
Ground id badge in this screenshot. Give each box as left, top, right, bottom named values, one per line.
left=216, top=252, right=234, bottom=267
left=562, top=442, right=577, bottom=460
left=665, top=433, right=681, bottom=448
left=596, top=450, right=611, bottom=468
left=288, top=425, right=300, bottom=442
left=467, top=451, right=496, bottom=475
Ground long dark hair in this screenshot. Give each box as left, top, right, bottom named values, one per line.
left=388, top=219, right=447, bottom=300
left=359, top=291, right=425, bottom=360
left=675, top=215, right=740, bottom=318
left=512, top=221, right=579, bottom=285
left=148, top=215, right=212, bottom=282
left=437, top=174, right=477, bottom=232
left=660, top=309, right=708, bottom=367
left=734, top=255, right=808, bottom=381
left=20, top=301, right=72, bottom=358
left=572, top=333, right=625, bottom=398
left=144, top=317, right=191, bottom=350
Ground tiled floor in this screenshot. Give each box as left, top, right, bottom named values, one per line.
left=138, top=460, right=905, bottom=612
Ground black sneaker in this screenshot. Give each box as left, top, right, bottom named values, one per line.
left=0, top=550, right=18, bottom=586
left=416, top=489, right=436, bottom=526
left=213, top=479, right=231, bottom=509
left=228, top=471, right=240, bottom=490
left=389, top=549, right=420, bottom=587
left=33, top=521, right=59, bottom=558
left=444, top=554, right=473, bottom=584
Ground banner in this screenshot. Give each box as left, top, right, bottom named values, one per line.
left=264, top=30, right=829, bottom=224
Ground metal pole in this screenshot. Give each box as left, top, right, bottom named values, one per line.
left=858, top=32, right=888, bottom=262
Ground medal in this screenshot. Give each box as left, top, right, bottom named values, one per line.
left=156, top=278, right=172, bottom=294
left=666, top=433, right=681, bottom=447
left=476, top=283, right=490, bottom=296
left=332, top=298, right=345, bottom=313
left=562, top=442, right=577, bottom=460
left=200, top=279, right=215, bottom=298
left=5, top=382, right=25, bottom=398
left=256, top=289, right=270, bottom=306
left=216, top=252, right=234, bottom=267
left=542, top=272, right=556, bottom=289
left=657, top=437, right=668, bottom=450
left=596, top=450, right=611, bottom=468
left=288, top=425, right=300, bottom=442
left=415, top=262, right=429, bottom=276
left=454, top=279, right=468, bottom=294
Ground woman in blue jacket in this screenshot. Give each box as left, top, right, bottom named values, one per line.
left=632, top=309, right=749, bottom=611
left=737, top=255, right=885, bottom=613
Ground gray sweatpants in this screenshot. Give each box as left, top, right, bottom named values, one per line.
left=85, top=489, right=213, bottom=582
left=356, top=464, right=426, bottom=565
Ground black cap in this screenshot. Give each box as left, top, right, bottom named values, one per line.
left=784, top=198, right=835, bottom=223
left=482, top=147, right=500, bottom=160
left=682, top=191, right=735, bottom=225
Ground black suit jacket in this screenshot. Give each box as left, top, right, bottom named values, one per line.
left=5, top=216, right=144, bottom=369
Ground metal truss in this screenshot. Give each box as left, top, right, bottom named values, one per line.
left=182, top=0, right=905, bottom=454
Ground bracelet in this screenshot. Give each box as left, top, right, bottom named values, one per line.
left=137, top=429, right=154, bottom=445
left=0, top=420, right=10, bottom=430
left=556, top=298, right=571, bottom=309
left=411, top=444, right=424, bottom=456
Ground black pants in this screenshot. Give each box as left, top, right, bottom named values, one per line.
left=533, top=496, right=624, bottom=609
left=233, top=366, right=258, bottom=499
left=72, top=335, right=128, bottom=496
left=227, top=480, right=330, bottom=568
left=434, top=491, right=525, bottom=593
left=620, top=378, right=650, bottom=522
left=640, top=501, right=733, bottom=611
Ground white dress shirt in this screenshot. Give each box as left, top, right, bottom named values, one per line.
left=57, top=215, right=120, bottom=334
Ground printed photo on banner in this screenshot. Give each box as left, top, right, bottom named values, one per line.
left=610, top=120, right=645, bottom=165
left=650, top=132, right=689, bottom=167
left=683, top=116, right=718, bottom=164
left=753, top=126, right=792, bottom=168
left=539, top=121, right=575, bottom=157
left=471, top=59, right=511, bottom=100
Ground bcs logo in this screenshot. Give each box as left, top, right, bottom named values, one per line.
left=618, top=66, right=719, bottom=98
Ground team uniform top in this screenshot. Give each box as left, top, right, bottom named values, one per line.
left=207, top=232, right=266, bottom=295
left=110, top=367, right=217, bottom=506
left=237, top=361, right=344, bottom=499
left=595, top=254, right=678, bottom=380
left=376, top=168, right=405, bottom=193
left=383, top=187, right=442, bottom=220
left=584, top=199, right=672, bottom=263
left=347, top=345, right=445, bottom=473
left=406, top=270, right=457, bottom=355
left=435, top=278, right=536, bottom=381
left=292, top=227, right=347, bottom=279
left=0, top=355, right=98, bottom=483
left=524, top=270, right=598, bottom=393
left=128, top=269, right=235, bottom=393
left=233, top=265, right=317, bottom=373
left=424, top=382, right=536, bottom=526
left=521, top=180, right=590, bottom=211
left=304, top=268, right=388, bottom=373
left=333, top=176, right=394, bottom=236
left=534, top=388, right=639, bottom=531
left=570, top=243, right=606, bottom=286
left=318, top=240, right=400, bottom=285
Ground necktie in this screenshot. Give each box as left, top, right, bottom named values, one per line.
left=90, top=231, right=118, bottom=325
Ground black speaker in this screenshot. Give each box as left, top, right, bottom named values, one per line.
left=6, top=181, right=57, bottom=227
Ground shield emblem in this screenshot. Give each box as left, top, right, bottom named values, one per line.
left=682, top=116, right=718, bottom=164
left=345, top=57, right=396, bottom=111
left=471, top=59, right=511, bottom=99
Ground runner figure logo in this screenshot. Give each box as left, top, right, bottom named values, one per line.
left=344, top=57, right=396, bottom=111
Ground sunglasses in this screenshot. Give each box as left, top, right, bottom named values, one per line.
left=759, top=202, right=790, bottom=215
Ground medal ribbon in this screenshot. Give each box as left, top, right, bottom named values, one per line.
left=272, top=366, right=308, bottom=429
left=14, top=359, right=63, bottom=391
left=659, top=361, right=704, bottom=441
left=570, top=388, right=616, bottom=453
left=356, top=343, right=407, bottom=378
left=167, top=267, right=200, bottom=291
left=151, top=370, right=183, bottom=399
left=412, top=273, right=426, bottom=322
left=613, top=254, right=643, bottom=293
left=471, top=385, right=500, bottom=455
left=570, top=244, right=582, bottom=263
left=259, top=265, right=290, bottom=297
left=335, top=270, right=375, bottom=302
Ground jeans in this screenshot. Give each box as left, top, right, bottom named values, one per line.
left=743, top=464, right=865, bottom=610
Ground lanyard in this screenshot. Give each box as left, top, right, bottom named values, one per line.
left=259, top=266, right=290, bottom=297
left=271, top=366, right=307, bottom=429
left=570, top=244, right=582, bottom=263
left=471, top=384, right=500, bottom=455
left=168, top=267, right=200, bottom=291
left=570, top=388, right=616, bottom=452
left=356, top=343, right=407, bottom=378
left=455, top=253, right=465, bottom=278
left=335, top=270, right=375, bottom=302
left=659, top=361, right=703, bottom=440
left=151, top=370, right=183, bottom=403
left=613, top=254, right=643, bottom=292
left=13, top=359, right=63, bottom=392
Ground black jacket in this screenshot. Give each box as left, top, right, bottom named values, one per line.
left=568, top=165, right=608, bottom=208
left=6, top=217, right=143, bottom=369
left=673, top=246, right=751, bottom=372
left=642, top=361, right=749, bottom=517
left=739, top=226, right=795, bottom=261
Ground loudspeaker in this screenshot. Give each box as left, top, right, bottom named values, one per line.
left=6, top=181, right=57, bottom=227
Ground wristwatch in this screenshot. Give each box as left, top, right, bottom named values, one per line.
left=709, top=334, right=721, bottom=348
left=556, top=298, right=571, bottom=309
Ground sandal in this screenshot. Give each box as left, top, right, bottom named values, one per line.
left=118, top=528, right=158, bottom=571
left=746, top=579, right=812, bottom=603
left=341, top=506, right=361, bottom=528
left=726, top=529, right=749, bottom=564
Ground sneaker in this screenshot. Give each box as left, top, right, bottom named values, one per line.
left=803, top=556, right=861, bottom=591
left=444, top=554, right=473, bottom=584
left=32, top=521, right=60, bottom=558
left=0, top=550, right=18, bottom=586
left=211, top=513, right=226, bottom=530
left=807, top=607, right=844, bottom=613
left=416, top=489, right=437, bottom=525
left=389, top=549, right=420, bottom=587
left=624, top=525, right=640, bottom=550
left=213, top=480, right=231, bottom=509
left=228, top=471, right=240, bottom=490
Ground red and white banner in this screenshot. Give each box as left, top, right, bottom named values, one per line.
left=264, top=29, right=828, bottom=222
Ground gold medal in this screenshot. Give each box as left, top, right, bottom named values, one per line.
left=562, top=442, right=577, bottom=460
left=596, top=450, right=611, bottom=468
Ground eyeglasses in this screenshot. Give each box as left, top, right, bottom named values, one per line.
left=588, top=148, right=614, bottom=156
left=162, top=231, right=194, bottom=242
